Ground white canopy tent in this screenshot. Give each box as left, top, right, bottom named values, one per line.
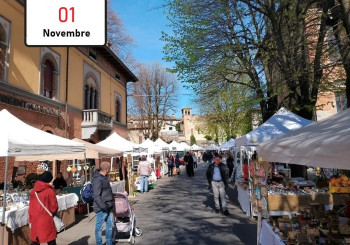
left=190, top=144, right=204, bottom=151
left=97, top=132, right=138, bottom=152
left=206, top=144, right=219, bottom=151
left=154, top=138, right=170, bottom=151
left=235, top=107, right=313, bottom=147
left=0, top=109, right=86, bottom=243
left=179, top=142, right=191, bottom=151
left=169, top=141, right=184, bottom=151
left=258, top=108, right=350, bottom=170
left=15, top=138, right=122, bottom=161
left=219, top=139, right=235, bottom=150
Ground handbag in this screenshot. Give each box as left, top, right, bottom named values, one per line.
left=35, top=192, right=64, bottom=233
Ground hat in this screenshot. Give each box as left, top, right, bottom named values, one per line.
left=38, top=171, right=53, bottom=183
left=37, top=162, right=49, bottom=175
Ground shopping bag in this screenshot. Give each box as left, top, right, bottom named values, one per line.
left=53, top=214, right=65, bottom=232
left=173, top=168, right=177, bottom=175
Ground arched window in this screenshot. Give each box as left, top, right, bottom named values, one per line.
left=43, top=60, right=54, bottom=98
left=84, top=79, right=99, bottom=109
left=0, top=23, right=7, bottom=82
left=40, top=50, right=60, bottom=100
left=115, top=99, right=121, bottom=122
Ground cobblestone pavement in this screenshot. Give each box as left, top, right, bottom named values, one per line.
left=57, top=162, right=257, bottom=245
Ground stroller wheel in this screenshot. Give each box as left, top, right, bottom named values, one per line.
left=135, top=227, right=142, bottom=237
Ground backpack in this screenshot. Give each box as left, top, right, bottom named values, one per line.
left=81, top=182, right=94, bottom=203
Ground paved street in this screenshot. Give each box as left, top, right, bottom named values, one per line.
left=57, top=162, right=256, bottom=244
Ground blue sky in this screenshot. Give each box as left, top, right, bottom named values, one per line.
left=112, top=0, right=198, bottom=118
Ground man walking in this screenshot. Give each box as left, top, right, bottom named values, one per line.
left=184, top=151, right=194, bottom=177
left=93, top=161, right=114, bottom=245
left=137, top=155, right=152, bottom=193
left=206, top=154, right=230, bottom=215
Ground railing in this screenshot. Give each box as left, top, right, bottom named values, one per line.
left=82, top=109, right=112, bottom=129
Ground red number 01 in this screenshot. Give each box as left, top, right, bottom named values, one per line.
left=59, top=7, right=75, bottom=22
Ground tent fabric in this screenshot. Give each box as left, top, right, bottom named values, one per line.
left=235, top=107, right=313, bottom=147
left=179, top=142, right=191, bottom=151
left=190, top=144, right=204, bottom=151
left=97, top=132, right=138, bottom=152
left=154, top=138, right=169, bottom=151
left=206, top=144, right=219, bottom=151
left=15, top=138, right=122, bottom=161
left=219, top=139, right=235, bottom=150
left=258, top=108, right=350, bottom=170
left=0, top=109, right=85, bottom=157
left=169, top=141, right=184, bottom=151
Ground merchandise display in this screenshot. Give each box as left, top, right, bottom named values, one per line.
left=261, top=202, right=350, bottom=245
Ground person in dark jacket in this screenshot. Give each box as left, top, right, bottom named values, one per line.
left=226, top=152, right=234, bottom=180
left=184, top=151, right=194, bottom=177
left=92, top=161, right=114, bottom=245
left=53, top=172, right=67, bottom=191
left=167, top=153, right=175, bottom=177
left=206, top=154, right=230, bottom=215
left=175, top=153, right=181, bottom=175
left=29, top=165, right=58, bottom=245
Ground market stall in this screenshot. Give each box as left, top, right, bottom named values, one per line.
left=257, top=108, right=350, bottom=244
left=0, top=193, right=79, bottom=245
left=0, top=109, right=86, bottom=245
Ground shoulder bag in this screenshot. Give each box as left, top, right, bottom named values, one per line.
left=35, top=192, right=64, bottom=233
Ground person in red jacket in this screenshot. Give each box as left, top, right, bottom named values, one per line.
left=29, top=166, right=58, bottom=245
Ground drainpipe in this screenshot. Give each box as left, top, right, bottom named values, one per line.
left=65, top=47, right=69, bottom=138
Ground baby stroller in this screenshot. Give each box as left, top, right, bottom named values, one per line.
left=113, top=192, right=142, bottom=244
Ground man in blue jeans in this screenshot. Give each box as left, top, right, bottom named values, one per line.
left=137, top=155, right=152, bottom=193
left=93, top=161, right=114, bottom=245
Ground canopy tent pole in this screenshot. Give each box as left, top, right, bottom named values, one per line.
left=1, top=156, right=9, bottom=245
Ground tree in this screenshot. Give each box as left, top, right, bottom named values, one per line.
left=196, top=82, right=254, bottom=142
left=128, top=63, right=178, bottom=140
left=163, top=0, right=342, bottom=120
left=190, top=135, right=196, bottom=146
left=107, top=0, right=134, bottom=63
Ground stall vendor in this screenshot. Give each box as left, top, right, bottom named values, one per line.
left=53, top=172, right=67, bottom=190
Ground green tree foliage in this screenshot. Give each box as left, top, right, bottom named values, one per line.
left=190, top=135, right=196, bottom=146
left=175, top=122, right=182, bottom=132
left=162, top=0, right=343, bottom=121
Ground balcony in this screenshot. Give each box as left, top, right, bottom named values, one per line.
left=81, top=109, right=112, bottom=139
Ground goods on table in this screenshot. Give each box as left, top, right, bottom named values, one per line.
left=329, top=174, right=350, bottom=193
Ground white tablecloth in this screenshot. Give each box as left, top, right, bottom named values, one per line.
left=260, top=219, right=285, bottom=245
left=0, top=193, right=78, bottom=232
left=237, top=184, right=251, bottom=217
left=110, top=181, right=125, bottom=193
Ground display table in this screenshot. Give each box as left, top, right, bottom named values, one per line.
left=267, top=193, right=334, bottom=214
left=260, top=219, right=285, bottom=245
left=237, top=184, right=251, bottom=217
left=0, top=193, right=78, bottom=245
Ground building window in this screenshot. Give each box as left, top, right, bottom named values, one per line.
left=335, top=92, right=347, bottom=113
left=84, top=85, right=98, bottom=109
left=169, top=126, right=173, bottom=130
left=115, top=93, right=122, bottom=122
left=40, top=49, right=60, bottom=100
left=0, top=17, right=10, bottom=83
left=43, top=60, right=54, bottom=98
left=83, top=63, right=101, bottom=110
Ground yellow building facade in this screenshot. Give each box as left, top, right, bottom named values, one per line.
left=0, top=0, right=137, bottom=181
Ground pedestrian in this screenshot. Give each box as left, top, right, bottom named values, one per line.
left=137, top=155, right=152, bottom=193
left=29, top=163, right=58, bottom=245
left=92, top=161, right=114, bottom=245
left=184, top=151, right=194, bottom=177
left=167, top=153, right=175, bottom=177
left=53, top=172, right=67, bottom=192
left=192, top=152, right=198, bottom=169
left=206, top=154, right=230, bottom=215
left=226, top=152, right=234, bottom=180
left=175, top=153, right=181, bottom=175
